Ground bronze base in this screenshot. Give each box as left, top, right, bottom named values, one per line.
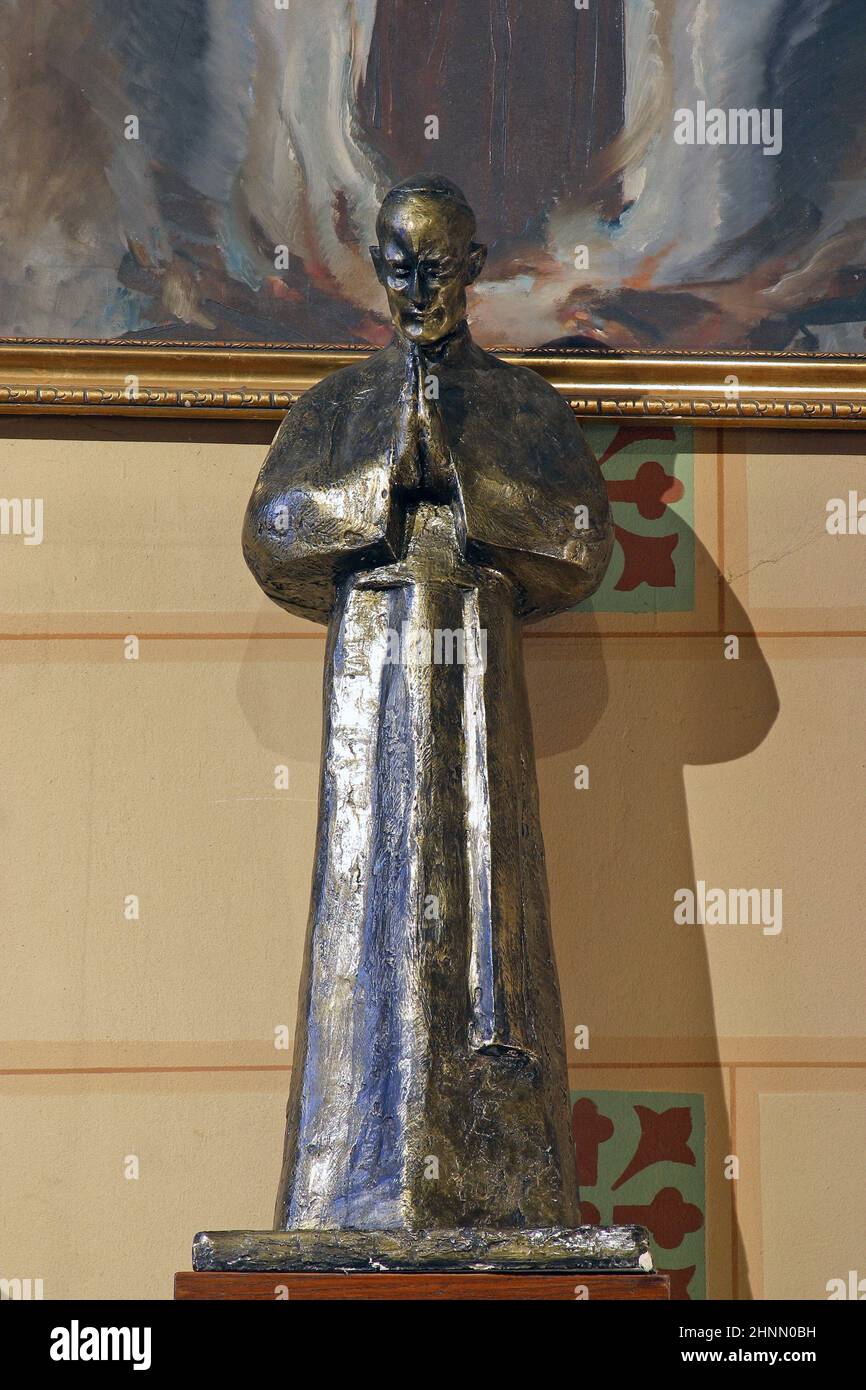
left=192, top=1225, right=653, bottom=1274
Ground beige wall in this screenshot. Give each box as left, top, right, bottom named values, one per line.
left=0, top=417, right=863, bottom=1300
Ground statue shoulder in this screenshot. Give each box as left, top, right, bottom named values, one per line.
left=454, top=349, right=599, bottom=490
left=242, top=344, right=401, bottom=625
left=450, top=349, right=613, bottom=621
left=479, top=349, right=587, bottom=441
left=265, top=344, right=399, bottom=482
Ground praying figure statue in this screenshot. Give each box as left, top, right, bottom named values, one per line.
left=194, top=176, right=651, bottom=1273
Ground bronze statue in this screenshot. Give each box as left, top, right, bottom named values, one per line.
left=194, top=176, right=651, bottom=1273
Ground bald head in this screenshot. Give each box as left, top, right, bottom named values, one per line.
left=376, top=174, right=477, bottom=248
left=370, top=174, right=487, bottom=347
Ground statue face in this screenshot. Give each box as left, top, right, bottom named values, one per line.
left=370, top=194, right=486, bottom=346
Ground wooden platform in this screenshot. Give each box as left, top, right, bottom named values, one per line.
left=175, top=1271, right=670, bottom=1301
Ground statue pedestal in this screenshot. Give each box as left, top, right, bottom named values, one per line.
left=175, top=1271, right=669, bottom=1301
left=191, top=1224, right=654, bottom=1275
left=183, top=1226, right=662, bottom=1299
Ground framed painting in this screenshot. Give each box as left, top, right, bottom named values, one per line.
left=1, top=0, right=865, bottom=425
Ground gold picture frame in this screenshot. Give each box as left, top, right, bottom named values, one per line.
left=1, top=340, right=865, bottom=428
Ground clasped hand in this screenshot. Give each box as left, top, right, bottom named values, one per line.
left=392, top=344, right=452, bottom=497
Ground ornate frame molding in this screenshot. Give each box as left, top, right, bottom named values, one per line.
left=1, top=340, right=865, bottom=427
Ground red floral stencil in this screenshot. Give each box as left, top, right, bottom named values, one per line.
left=571, top=1089, right=707, bottom=1299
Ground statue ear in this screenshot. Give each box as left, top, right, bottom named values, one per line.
left=466, top=241, right=487, bottom=285
left=369, top=245, right=384, bottom=280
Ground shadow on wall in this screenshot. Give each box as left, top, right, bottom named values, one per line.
left=528, top=531, right=779, bottom=1299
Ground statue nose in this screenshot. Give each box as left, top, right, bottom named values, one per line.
left=406, top=271, right=427, bottom=305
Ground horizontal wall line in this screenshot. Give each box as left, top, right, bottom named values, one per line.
left=0, top=629, right=864, bottom=642
left=1, top=1060, right=863, bottom=1076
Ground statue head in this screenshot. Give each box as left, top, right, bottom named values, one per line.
left=370, top=174, right=487, bottom=347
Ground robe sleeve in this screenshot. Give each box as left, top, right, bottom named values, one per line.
left=456, top=364, right=614, bottom=622
left=242, top=381, right=400, bottom=625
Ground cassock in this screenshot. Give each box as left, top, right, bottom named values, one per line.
left=243, top=324, right=612, bottom=1231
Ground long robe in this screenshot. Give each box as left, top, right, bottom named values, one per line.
left=243, top=326, right=613, bottom=1231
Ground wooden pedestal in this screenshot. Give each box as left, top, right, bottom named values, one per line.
left=175, top=1271, right=670, bottom=1301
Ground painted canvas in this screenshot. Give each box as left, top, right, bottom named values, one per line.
left=1, top=0, right=865, bottom=352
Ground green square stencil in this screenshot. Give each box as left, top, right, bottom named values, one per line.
left=571, top=1087, right=707, bottom=1299
left=578, top=423, right=695, bottom=614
